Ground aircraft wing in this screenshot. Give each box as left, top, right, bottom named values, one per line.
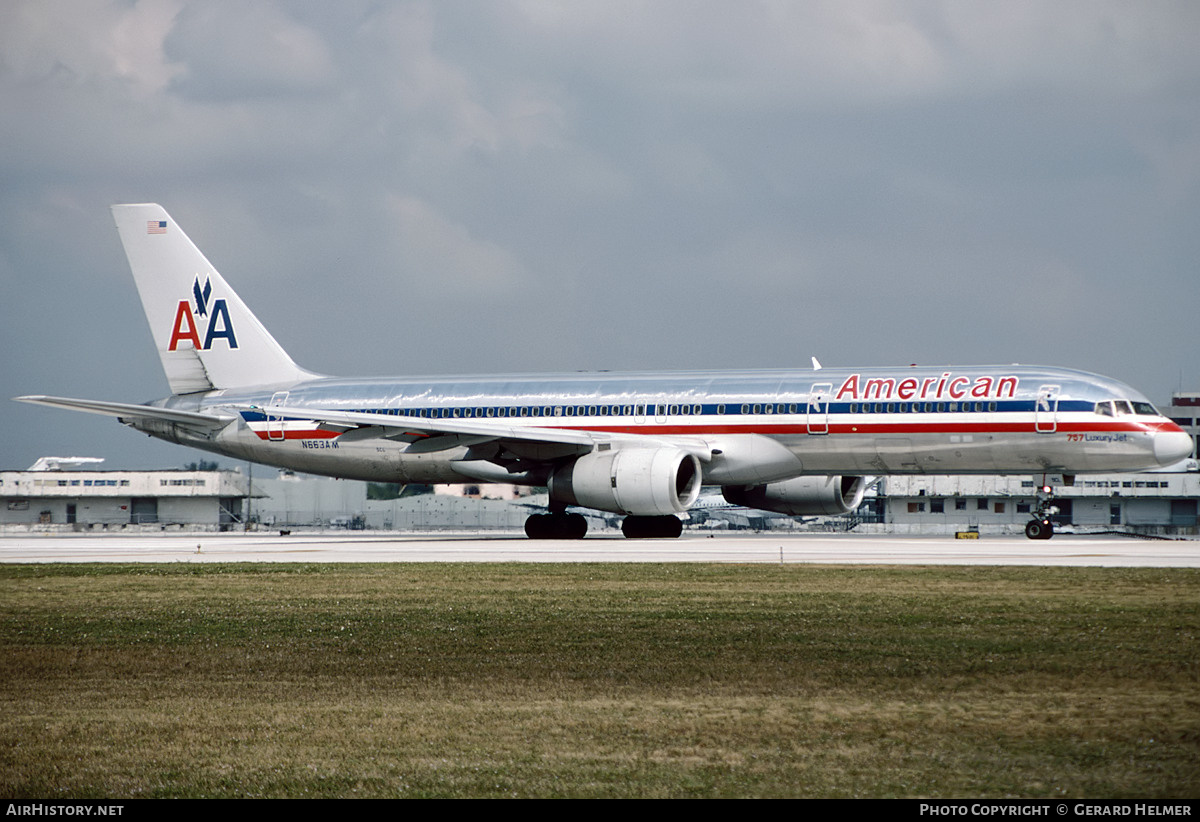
left=15, top=395, right=234, bottom=429
left=243, top=403, right=712, bottom=459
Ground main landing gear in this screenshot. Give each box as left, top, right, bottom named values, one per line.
left=524, top=511, right=588, bottom=539
left=621, top=515, right=683, bottom=539
left=523, top=510, right=684, bottom=539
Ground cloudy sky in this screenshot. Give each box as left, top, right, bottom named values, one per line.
left=3, top=0, right=1198, bottom=469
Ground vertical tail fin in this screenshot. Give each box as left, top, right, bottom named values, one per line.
left=111, top=204, right=315, bottom=395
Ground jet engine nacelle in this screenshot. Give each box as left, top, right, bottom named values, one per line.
left=722, top=475, right=867, bottom=517
left=550, top=447, right=703, bottom=516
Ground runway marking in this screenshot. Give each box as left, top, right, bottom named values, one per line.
left=1, top=532, right=1198, bottom=566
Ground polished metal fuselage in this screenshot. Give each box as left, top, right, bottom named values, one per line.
left=137, top=364, right=1187, bottom=486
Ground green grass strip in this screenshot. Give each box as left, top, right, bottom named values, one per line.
left=2, top=563, right=1197, bottom=798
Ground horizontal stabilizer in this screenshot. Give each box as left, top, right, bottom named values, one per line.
left=14, top=395, right=233, bottom=429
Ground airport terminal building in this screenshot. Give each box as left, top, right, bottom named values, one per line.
left=5, top=460, right=1195, bottom=537
left=1166, top=391, right=1200, bottom=465
left=0, top=466, right=534, bottom=533
left=876, top=464, right=1199, bottom=536
left=0, top=468, right=250, bottom=531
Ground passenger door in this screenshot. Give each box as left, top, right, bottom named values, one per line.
left=1035, top=384, right=1059, bottom=433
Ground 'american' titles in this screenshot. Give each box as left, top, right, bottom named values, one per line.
left=835, top=373, right=1019, bottom=402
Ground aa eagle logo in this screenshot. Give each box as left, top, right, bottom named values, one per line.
left=167, top=275, right=238, bottom=351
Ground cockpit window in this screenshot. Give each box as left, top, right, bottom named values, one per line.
left=1094, top=401, right=1113, bottom=417
left=1133, top=401, right=1158, bottom=416
left=1114, top=400, right=1133, bottom=416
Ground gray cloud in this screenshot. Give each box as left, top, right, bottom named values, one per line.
left=2, top=0, right=1198, bottom=469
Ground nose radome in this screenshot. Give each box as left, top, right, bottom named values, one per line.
left=1155, top=429, right=1194, bottom=466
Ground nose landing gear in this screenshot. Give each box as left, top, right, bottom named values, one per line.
left=1025, top=483, right=1058, bottom=540
left=1024, top=517, right=1054, bottom=540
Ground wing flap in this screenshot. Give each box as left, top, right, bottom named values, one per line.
left=243, top=403, right=714, bottom=460
left=239, top=403, right=718, bottom=465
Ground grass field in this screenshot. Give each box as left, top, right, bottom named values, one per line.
left=2, top=562, right=1197, bottom=798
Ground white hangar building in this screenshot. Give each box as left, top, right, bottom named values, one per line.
left=877, top=462, right=1199, bottom=536
left=0, top=467, right=251, bottom=531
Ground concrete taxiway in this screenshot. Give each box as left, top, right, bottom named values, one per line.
left=1, top=531, right=1198, bottom=566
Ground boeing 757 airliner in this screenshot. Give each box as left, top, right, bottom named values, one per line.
left=16, top=204, right=1194, bottom=539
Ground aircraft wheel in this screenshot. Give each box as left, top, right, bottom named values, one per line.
left=621, top=515, right=683, bottom=539
left=563, top=513, right=588, bottom=539
left=1024, top=519, right=1054, bottom=540
left=525, top=513, right=588, bottom=540
left=525, top=514, right=549, bottom=539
